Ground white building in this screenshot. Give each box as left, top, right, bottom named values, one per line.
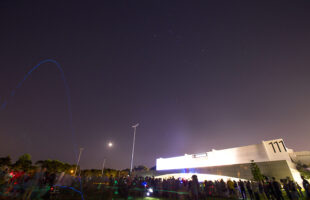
left=156, top=139, right=310, bottom=184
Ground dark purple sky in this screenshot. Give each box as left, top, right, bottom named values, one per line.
left=1, top=1, right=310, bottom=170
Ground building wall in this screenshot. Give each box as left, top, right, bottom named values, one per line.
left=157, top=139, right=289, bottom=170
left=157, top=160, right=293, bottom=180
left=156, top=139, right=303, bottom=184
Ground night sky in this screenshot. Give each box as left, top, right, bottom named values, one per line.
left=1, top=1, right=310, bottom=170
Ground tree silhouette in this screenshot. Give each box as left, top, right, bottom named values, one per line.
left=0, top=156, right=11, bottom=167
left=14, top=154, right=32, bottom=171
left=36, top=159, right=74, bottom=173
left=296, top=161, right=310, bottom=179
left=134, top=165, right=148, bottom=171
left=250, top=160, right=263, bottom=181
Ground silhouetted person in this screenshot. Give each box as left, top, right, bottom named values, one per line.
left=302, top=176, right=310, bottom=199
left=258, top=181, right=267, bottom=200
left=246, top=181, right=254, bottom=200
left=281, top=179, right=292, bottom=200
left=252, top=181, right=260, bottom=200
left=287, top=177, right=299, bottom=200
left=190, top=175, right=199, bottom=200
left=296, top=183, right=303, bottom=198
left=272, top=177, right=284, bottom=200
left=238, top=180, right=247, bottom=200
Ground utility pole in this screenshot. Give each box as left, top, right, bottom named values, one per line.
left=74, top=147, right=84, bottom=176
left=101, top=158, right=106, bottom=177
left=130, top=123, right=139, bottom=174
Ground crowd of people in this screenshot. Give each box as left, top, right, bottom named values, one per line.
left=1, top=166, right=310, bottom=200
left=0, top=167, right=57, bottom=199
left=91, top=175, right=310, bottom=200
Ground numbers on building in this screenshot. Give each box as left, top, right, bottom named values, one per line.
left=269, top=142, right=276, bottom=153
left=268, top=140, right=287, bottom=153
left=279, top=140, right=287, bottom=152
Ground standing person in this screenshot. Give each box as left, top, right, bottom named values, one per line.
left=301, top=176, right=310, bottom=199
left=252, top=181, right=260, bottom=200
left=227, top=179, right=235, bottom=197
left=281, top=179, right=292, bottom=200
left=203, top=180, right=209, bottom=197
left=246, top=180, right=254, bottom=200
left=258, top=181, right=267, bottom=200
left=272, top=177, right=284, bottom=200
left=234, top=180, right=241, bottom=199
left=263, top=179, right=274, bottom=200
left=287, top=177, right=299, bottom=200
left=296, top=184, right=303, bottom=198
left=190, top=175, right=199, bottom=200
left=109, top=175, right=114, bottom=187
left=215, top=181, right=221, bottom=196
left=219, top=179, right=228, bottom=197
left=47, top=172, right=56, bottom=187
left=238, top=180, right=247, bottom=200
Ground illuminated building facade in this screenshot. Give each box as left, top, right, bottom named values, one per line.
left=156, top=139, right=310, bottom=183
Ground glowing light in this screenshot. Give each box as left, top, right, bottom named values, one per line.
left=156, top=173, right=247, bottom=182
left=108, top=142, right=113, bottom=147
left=156, top=147, right=240, bottom=170
left=148, top=188, right=153, bottom=193
left=146, top=192, right=150, bottom=196
left=70, top=170, right=74, bottom=174
left=142, top=181, right=147, bottom=187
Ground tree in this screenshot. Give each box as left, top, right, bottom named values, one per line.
left=296, top=162, right=310, bottom=179
left=120, top=169, right=130, bottom=176
left=250, top=160, right=264, bottom=181
left=14, top=154, right=32, bottom=171
left=104, top=168, right=118, bottom=177
left=0, top=156, right=12, bottom=167
left=81, top=169, right=102, bottom=177
left=133, top=165, right=148, bottom=171
left=36, top=159, right=74, bottom=173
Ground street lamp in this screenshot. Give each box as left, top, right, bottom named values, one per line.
left=74, top=147, right=84, bottom=176
left=108, top=141, right=113, bottom=148
left=130, top=123, right=139, bottom=174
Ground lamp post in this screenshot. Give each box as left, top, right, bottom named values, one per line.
left=102, top=141, right=113, bottom=177
left=74, top=147, right=84, bottom=176
left=130, top=123, right=139, bottom=174
left=101, top=158, right=106, bottom=177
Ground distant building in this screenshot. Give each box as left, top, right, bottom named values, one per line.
left=156, top=139, right=310, bottom=184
